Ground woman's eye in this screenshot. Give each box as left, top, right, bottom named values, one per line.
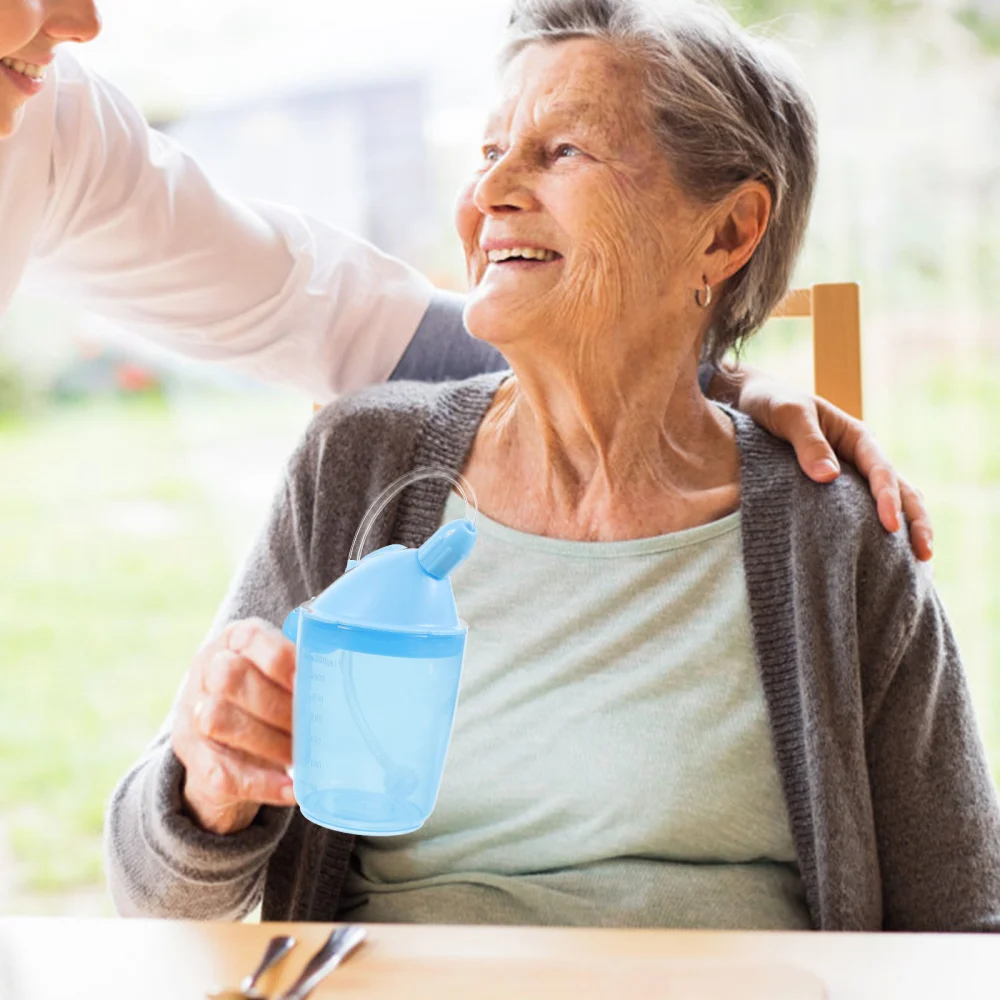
left=554, top=144, right=582, bottom=159
left=481, top=145, right=502, bottom=163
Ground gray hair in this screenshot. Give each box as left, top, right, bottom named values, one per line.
left=503, top=0, right=819, bottom=364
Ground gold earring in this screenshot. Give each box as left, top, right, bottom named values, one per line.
left=694, top=278, right=712, bottom=309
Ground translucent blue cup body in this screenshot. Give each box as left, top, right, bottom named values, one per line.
left=292, top=610, right=466, bottom=836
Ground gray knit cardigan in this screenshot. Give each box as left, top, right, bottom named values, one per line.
left=105, top=372, right=1000, bottom=931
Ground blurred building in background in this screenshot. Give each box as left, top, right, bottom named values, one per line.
left=162, top=77, right=433, bottom=267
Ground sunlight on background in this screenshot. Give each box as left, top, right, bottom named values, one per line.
left=0, top=0, right=998, bottom=914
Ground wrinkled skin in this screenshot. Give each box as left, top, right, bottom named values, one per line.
left=458, top=41, right=724, bottom=377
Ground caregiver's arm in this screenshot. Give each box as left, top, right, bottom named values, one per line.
left=25, top=53, right=433, bottom=403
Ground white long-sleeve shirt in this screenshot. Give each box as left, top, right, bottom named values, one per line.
left=0, top=52, right=439, bottom=402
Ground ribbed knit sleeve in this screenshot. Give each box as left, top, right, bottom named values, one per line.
left=864, top=566, right=1000, bottom=931
left=105, top=736, right=293, bottom=919
left=733, top=407, right=1000, bottom=931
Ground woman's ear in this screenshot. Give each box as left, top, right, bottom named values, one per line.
left=703, top=180, right=772, bottom=283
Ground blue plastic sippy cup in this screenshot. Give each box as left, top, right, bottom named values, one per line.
left=282, top=467, right=477, bottom=836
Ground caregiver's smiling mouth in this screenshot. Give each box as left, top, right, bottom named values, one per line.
left=0, top=57, right=49, bottom=97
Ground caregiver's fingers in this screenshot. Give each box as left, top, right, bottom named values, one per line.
left=816, top=400, right=936, bottom=558
left=823, top=408, right=903, bottom=535
left=203, top=648, right=293, bottom=734
left=770, top=398, right=842, bottom=483
left=900, top=477, right=934, bottom=562
left=193, top=694, right=292, bottom=768
left=739, top=381, right=840, bottom=482
left=224, top=618, right=296, bottom=692
left=733, top=368, right=838, bottom=481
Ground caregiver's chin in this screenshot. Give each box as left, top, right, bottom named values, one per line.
left=0, top=0, right=101, bottom=138
left=455, top=37, right=772, bottom=541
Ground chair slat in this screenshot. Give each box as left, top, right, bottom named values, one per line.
left=771, top=287, right=813, bottom=319
left=811, top=282, right=863, bottom=420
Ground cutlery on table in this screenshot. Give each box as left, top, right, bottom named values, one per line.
left=208, top=934, right=297, bottom=1000
left=275, top=925, right=367, bottom=1000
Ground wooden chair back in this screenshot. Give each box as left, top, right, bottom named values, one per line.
left=770, top=281, right=863, bottom=419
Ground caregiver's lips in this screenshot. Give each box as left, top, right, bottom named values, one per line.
left=0, top=58, right=47, bottom=98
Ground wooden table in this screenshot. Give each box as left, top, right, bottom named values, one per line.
left=0, top=917, right=997, bottom=999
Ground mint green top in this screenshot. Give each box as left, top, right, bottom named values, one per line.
left=339, top=492, right=810, bottom=928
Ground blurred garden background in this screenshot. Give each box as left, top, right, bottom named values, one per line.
left=0, top=0, right=998, bottom=914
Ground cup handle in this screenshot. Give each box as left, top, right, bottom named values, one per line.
left=282, top=607, right=302, bottom=643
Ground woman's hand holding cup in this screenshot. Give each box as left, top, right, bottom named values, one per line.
left=171, top=618, right=297, bottom=835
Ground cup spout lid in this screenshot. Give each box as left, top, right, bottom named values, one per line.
left=417, top=518, right=477, bottom=580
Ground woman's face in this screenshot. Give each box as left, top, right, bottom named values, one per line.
left=0, top=0, right=101, bottom=138
left=456, top=38, right=710, bottom=357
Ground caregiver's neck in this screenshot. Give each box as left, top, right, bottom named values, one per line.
left=463, top=325, right=741, bottom=543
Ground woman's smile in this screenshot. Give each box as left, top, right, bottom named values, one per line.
left=485, top=256, right=562, bottom=273
left=484, top=243, right=563, bottom=275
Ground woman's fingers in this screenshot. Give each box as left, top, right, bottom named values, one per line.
left=225, top=618, right=296, bottom=693
left=170, top=617, right=300, bottom=834
left=172, top=707, right=295, bottom=835
left=193, top=693, right=292, bottom=768
left=203, top=648, right=293, bottom=734
left=180, top=741, right=295, bottom=835
left=196, top=743, right=293, bottom=808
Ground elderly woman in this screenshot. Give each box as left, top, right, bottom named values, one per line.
left=107, top=0, right=1000, bottom=931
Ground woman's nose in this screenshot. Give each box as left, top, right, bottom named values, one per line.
left=472, top=155, right=536, bottom=217
left=45, top=0, right=102, bottom=44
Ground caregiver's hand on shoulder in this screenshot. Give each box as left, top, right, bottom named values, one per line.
left=172, top=618, right=297, bottom=836
left=712, top=364, right=934, bottom=562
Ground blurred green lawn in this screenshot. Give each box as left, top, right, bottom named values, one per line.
left=0, top=396, right=232, bottom=907
left=0, top=352, right=998, bottom=912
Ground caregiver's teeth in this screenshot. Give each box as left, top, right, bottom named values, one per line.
left=487, top=247, right=558, bottom=262
left=1, top=58, right=45, bottom=81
